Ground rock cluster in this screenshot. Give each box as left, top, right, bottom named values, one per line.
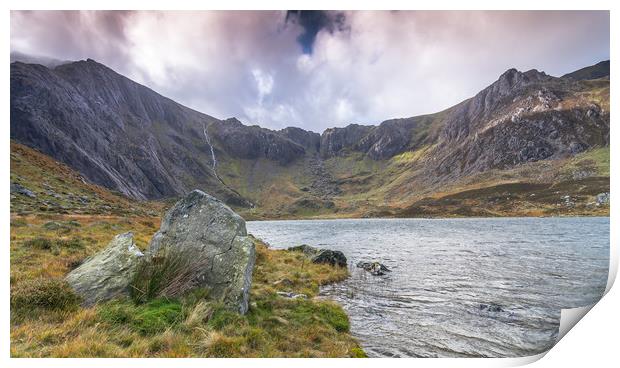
left=287, top=244, right=347, bottom=267
left=356, top=261, right=391, bottom=276
left=66, top=190, right=256, bottom=314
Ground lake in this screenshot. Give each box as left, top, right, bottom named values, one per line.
left=246, top=217, right=609, bottom=358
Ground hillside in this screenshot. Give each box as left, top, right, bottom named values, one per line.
left=10, top=141, right=164, bottom=217
left=562, top=60, right=610, bottom=81
left=10, top=144, right=364, bottom=357
left=10, top=59, right=610, bottom=219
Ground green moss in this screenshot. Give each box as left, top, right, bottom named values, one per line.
left=98, top=299, right=183, bottom=335
left=287, top=299, right=350, bottom=332
left=132, top=300, right=183, bottom=334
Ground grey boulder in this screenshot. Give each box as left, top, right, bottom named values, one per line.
left=146, top=189, right=256, bottom=314
left=65, top=232, right=144, bottom=306
left=287, top=244, right=347, bottom=267
left=11, top=182, right=36, bottom=198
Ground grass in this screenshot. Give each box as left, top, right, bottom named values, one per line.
left=98, top=298, right=184, bottom=335
left=10, top=141, right=163, bottom=217
left=130, top=248, right=209, bottom=303
left=561, top=146, right=610, bottom=177
left=11, top=278, right=82, bottom=322
left=10, top=216, right=364, bottom=357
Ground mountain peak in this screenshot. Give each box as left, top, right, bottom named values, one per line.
left=489, top=67, right=551, bottom=97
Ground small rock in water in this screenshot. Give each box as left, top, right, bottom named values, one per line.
left=356, top=261, right=391, bottom=276
left=479, top=303, right=504, bottom=313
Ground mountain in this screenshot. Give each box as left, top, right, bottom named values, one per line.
left=10, top=51, right=71, bottom=68
left=562, top=60, right=609, bottom=80
left=10, top=59, right=309, bottom=207
left=10, top=59, right=610, bottom=218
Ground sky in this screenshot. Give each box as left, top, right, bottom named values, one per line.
left=10, top=10, right=610, bottom=133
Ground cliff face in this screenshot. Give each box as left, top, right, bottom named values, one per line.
left=10, top=58, right=610, bottom=213
left=428, top=68, right=609, bottom=180
left=11, top=60, right=310, bottom=205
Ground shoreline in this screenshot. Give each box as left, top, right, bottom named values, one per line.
left=243, top=213, right=611, bottom=222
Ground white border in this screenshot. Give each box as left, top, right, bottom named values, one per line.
left=2, top=1, right=616, bottom=367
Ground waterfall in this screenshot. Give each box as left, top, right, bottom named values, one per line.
left=203, top=123, right=217, bottom=174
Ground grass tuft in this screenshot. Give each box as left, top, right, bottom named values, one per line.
left=130, top=248, right=207, bottom=303
left=11, top=278, right=81, bottom=320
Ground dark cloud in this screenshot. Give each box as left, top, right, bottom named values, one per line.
left=10, top=11, right=610, bottom=133
left=285, top=10, right=347, bottom=54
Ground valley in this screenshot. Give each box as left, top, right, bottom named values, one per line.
left=10, top=59, right=610, bottom=219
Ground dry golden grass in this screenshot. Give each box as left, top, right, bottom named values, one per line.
left=10, top=216, right=364, bottom=358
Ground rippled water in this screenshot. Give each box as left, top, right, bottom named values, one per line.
left=247, top=217, right=609, bottom=358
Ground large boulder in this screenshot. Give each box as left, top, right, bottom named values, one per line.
left=66, top=232, right=144, bottom=306
left=146, top=190, right=256, bottom=314
left=287, top=244, right=347, bottom=267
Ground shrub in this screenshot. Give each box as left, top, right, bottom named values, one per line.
left=43, top=221, right=63, bottom=230
left=350, top=347, right=367, bottom=358
left=23, top=236, right=84, bottom=252
left=23, top=237, right=53, bottom=250
left=11, top=278, right=81, bottom=315
left=10, top=218, right=28, bottom=227
left=56, top=237, right=85, bottom=249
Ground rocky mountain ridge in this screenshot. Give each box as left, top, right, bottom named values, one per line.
left=10, top=58, right=610, bottom=216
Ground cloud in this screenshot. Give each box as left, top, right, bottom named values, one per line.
left=252, top=69, right=274, bottom=104
left=10, top=10, right=610, bottom=133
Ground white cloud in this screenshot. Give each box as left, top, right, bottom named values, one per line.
left=251, top=68, right=274, bottom=104
left=11, top=11, right=610, bottom=133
